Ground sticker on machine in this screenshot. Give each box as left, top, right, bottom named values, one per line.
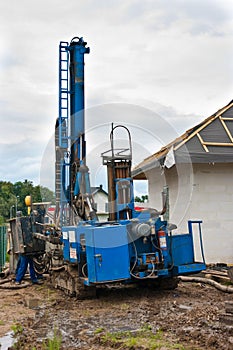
left=62, top=231, right=68, bottom=240
left=159, top=237, right=167, bottom=248
left=69, top=230, right=76, bottom=242
left=70, top=247, right=77, bottom=260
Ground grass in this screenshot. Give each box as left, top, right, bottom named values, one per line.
left=100, top=325, right=188, bottom=350
left=42, top=328, right=62, bottom=350
left=94, top=327, right=105, bottom=334
left=223, top=281, right=233, bottom=286
left=120, top=303, right=130, bottom=311
left=46, top=288, right=57, bottom=302
left=10, top=325, right=62, bottom=350
left=11, top=323, right=23, bottom=335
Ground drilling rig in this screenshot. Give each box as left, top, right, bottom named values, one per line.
left=9, top=37, right=206, bottom=297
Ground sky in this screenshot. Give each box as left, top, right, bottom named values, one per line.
left=0, top=0, right=233, bottom=196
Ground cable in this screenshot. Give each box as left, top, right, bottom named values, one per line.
left=81, top=263, right=88, bottom=278
left=151, top=236, right=163, bottom=255
left=130, top=260, right=156, bottom=280
left=128, top=231, right=157, bottom=280
left=0, top=279, right=31, bottom=289
left=128, top=231, right=138, bottom=274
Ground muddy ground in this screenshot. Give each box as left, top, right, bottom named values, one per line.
left=0, top=276, right=232, bottom=350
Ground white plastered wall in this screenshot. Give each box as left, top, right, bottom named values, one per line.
left=146, top=163, right=233, bottom=264
left=93, top=191, right=108, bottom=213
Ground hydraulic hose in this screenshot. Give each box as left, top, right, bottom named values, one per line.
left=0, top=278, right=31, bottom=289
left=0, top=268, right=10, bottom=278
left=180, top=275, right=233, bottom=293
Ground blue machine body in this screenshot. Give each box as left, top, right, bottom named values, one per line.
left=56, top=37, right=206, bottom=290
left=61, top=217, right=206, bottom=285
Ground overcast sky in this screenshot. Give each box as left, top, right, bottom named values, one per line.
left=0, top=0, right=233, bottom=195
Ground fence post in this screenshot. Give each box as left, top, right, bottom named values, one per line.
left=0, top=226, right=7, bottom=272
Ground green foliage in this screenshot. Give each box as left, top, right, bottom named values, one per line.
left=94, top=327, right=105, bottom=334
left=135, top=194, right=148, bottom=203
left=11, top=323, right=23, bottom=335
left=0, top=216, right=4, bottom=225
left=42, top=328, right=62, bottom=350
left=100, top=326, right=187, bottom=350
left=0, top=180, right=55, bottom=223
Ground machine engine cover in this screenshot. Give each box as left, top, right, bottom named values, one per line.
left=85, top=224, right=130, bottom=283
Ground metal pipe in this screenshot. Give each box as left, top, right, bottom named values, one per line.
left=69, top=37, right=90, bottom=164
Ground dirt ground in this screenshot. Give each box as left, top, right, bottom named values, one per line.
left=0, top=276, right=232, bottom=350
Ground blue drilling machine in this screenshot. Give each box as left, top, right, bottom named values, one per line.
left=9, top=37, right=206, bottom=297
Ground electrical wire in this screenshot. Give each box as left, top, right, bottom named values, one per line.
left=151, top=237, right=164, bottom=264
left=151, top=236, right=163, bottom=254
left=130, top=260, right=156, bottom=280
left=128, top=231, right=157, bottom=280
left=167, top=230, right=174, bottom=271
left=81, top=263, right=88, bottom=278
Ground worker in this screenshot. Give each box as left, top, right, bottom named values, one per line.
left=15, top=254, right=42, bottom=285
left=15, top=254, right=22, bottom=275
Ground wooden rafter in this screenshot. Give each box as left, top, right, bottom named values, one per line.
left=174, top=102, right=233, bottom=151
left=203, top=142, right=233, bottom=147
left=219, top=116, right=233, bottom=142
left=196, top=133, right=209, bottom=152
left=133, top=100, right=233, bottom=175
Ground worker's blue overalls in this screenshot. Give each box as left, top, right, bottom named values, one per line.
left=15, top=255, right=38, bottom=283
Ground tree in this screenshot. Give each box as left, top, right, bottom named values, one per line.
left=135, top=194, right=148, bottom=203
left=0, top=180, right=55, bottom=223
left=141, top=195, right=148, bottom=203
left=0, top=181, right=14, bottom=219
left=39, top=185, right=55, bottom=204
left=0, top=215, right=4, bottom=225
left=135, top=196, right=142, bottom=203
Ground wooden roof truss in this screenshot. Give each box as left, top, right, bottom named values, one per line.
left=174, top=101, right=233, bottom=153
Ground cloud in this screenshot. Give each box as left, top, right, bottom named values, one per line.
left=0, top=0, right=232, bottom=188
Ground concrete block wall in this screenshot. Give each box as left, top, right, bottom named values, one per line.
left=189, top=163, right=233, bottom=263
left=146, top=163, right=233, bottom=264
